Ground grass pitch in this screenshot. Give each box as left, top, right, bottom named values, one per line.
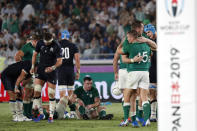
left=0, top=103, right=157, bottom=131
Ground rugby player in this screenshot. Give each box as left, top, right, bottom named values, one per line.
left=30, top=32, right=62, bottom=123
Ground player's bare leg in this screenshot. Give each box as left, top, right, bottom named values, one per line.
left=140, top=88, right=151, bottom=126
left=120, top=88, right=132, bottom=126
left=8, top=91, right=18, bottom=121
left=23, top=78, right=34, bottom=119
left=47, top=82, right=56, bottom=123
left=130, top=90, right=139, bottom=127
left=32, top=78, right=45, bottom=122
left=149, top=83, right=157, bottom=122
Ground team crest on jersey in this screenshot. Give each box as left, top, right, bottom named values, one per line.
left=50, top=47, right=53, bottom=52
left=89, top=94, right=92, bottom=98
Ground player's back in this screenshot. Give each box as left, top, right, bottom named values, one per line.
left=59, top=39, right=79, bottom=67
left=127, top=42, right=151, bottom=72
left=1, top=60, right=32, bottom=79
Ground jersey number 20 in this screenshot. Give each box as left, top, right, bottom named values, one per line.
left=61, top=48, right=70, bottom=59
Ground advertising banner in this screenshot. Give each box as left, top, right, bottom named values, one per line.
left=158, top=0, right=196, bottom=130
left=0, top=66, right=122, bottom=102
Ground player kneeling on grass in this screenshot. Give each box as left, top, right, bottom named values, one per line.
left=1, top=60, right=34, bottom=122
left=71, top=76, right=113, bottom=120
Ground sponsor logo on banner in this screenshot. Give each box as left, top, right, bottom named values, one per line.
left=165, top=0, right=184, bottom=17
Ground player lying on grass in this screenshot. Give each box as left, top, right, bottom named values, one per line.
left=33, top=76, right=113, bottom=120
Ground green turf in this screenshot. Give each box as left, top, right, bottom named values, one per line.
left=0, top=103, right=157, bottom=131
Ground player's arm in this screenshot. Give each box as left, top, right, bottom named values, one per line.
left=86, top=97, right=100, bottom=109
left=46, top=58, right=62, bottom=73
left=113, top=52, right=120, bottom=81
left=136, top=37, right=157, bottom=50
left=116, top=37, right=127, bottom=55
left=14, top=50, right=24, bottom=62
left=74, top=53, right=80, bottom=80
left=122, top=54, right=143, bottom=63
left=14, top=69, right=28, bottom=93
left=30, top=51, right=37, bottom=74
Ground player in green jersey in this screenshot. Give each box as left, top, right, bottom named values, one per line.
left=14, top=35, right=39, bottom=120
left=71, top=76, right=113, bottom=120
left=117, top=29, right=157, bottom=127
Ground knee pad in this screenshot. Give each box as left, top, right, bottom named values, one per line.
left=34, top=84, right=42, bottom=92
left=48, top=87, right=56, bottom=99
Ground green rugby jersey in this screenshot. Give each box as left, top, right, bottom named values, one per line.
left=123, top=42, right=151, bottom=72
left=119, top=55, right=128, bottom=69
left=21, top=42, right=39, bottom=62
left=74, top=86, right=99, bottom=106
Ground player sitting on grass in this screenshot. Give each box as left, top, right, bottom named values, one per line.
left=72, top=76, right=113, bottom=120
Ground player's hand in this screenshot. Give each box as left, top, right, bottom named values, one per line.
left=75, top=72, right=80, bottom=80
left=30, top=68, right=35, bottom=75
left=45, top=67, right=53, bottom=73
left=114, top=73, right=118, bottom=81
left=133, top=55, right=143, bottom=62
left=86, top=104, right=93, bottom=110
left=135, top=37, right=148, bottom=43
left=14, top=86, right=20, bottom=94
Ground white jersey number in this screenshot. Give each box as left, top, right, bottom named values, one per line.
left=61, top=48, right=70, bottom=59
left=138, top=51, right=148, bottom=63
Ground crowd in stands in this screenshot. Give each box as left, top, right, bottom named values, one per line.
left=0, top=0, right=156, bottom=63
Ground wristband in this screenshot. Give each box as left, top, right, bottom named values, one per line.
left=31, top=65, right=35, bottom=69
left=130, top=59, right=134, bottom=63
left=52, top=65, right=56, bottom=70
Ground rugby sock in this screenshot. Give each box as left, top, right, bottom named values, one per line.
left=123, top=103, right=130, bottom=121
left=69, top=104, right=76, bottom=111
left=28, top=100, right=33, bottom=118
left=137, top=106, right=143, bottom=119
left=23, top=100, right=30, bottom=117
left=9, top=100, right=17, bottom=116
left=79, top=106, right=85, bottom=115
left=16, top=99, right=23, bottom=117
left=49, top=99, right=56, bottom=118
left=131, top=112, right=136, bottom=122
left=99, top=110, right=106, bottom=118
left=33, top=97, right=43, bottom=114
left=121, top=97, right=124, bottom=111
left=150, top=100, right=157, bottom=119
left=142, top=101, right=151, bottom=121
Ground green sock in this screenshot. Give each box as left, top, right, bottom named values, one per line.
left=123, top=103, right=130, bottom=121
left=69, top=104, right=76, bottom=111
left=137, top=105, right=143, bottom=119
left=79, top=106, right=85, bottom=115
left=143, top=101, right=151, bottom=121
left=23, top=103, right=29, bottom=117
left=131, top=115, right=136, bottom=122
left=99, top=110, right=106, bottom=118
left=28, top=102, right=33, bottom=118
left=131, top=112, right=136, bottom=121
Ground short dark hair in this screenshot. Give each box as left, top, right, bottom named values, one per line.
left=132, top=20, right=143, bottom=30
left=127, top=30, right=138, bottom=38
left=83, top=76, right=92, bottom=82
left=43, top=32, right=53, bottom=42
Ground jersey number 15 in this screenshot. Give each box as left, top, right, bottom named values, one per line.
left=61, top=48, right=70, bottom=59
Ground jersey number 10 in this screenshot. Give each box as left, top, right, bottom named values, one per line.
left=61, top=48, right=70, bottom=59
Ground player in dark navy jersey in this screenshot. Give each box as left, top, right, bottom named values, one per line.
left=144, top=24, right=157, bottom=122
left=57, top=30, right=80, bottom=118
left=1, top=60, right=32, bottom=122
left=58, top=30, right=80, bottom=98
left=30, top=32, right=62, bottom=123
